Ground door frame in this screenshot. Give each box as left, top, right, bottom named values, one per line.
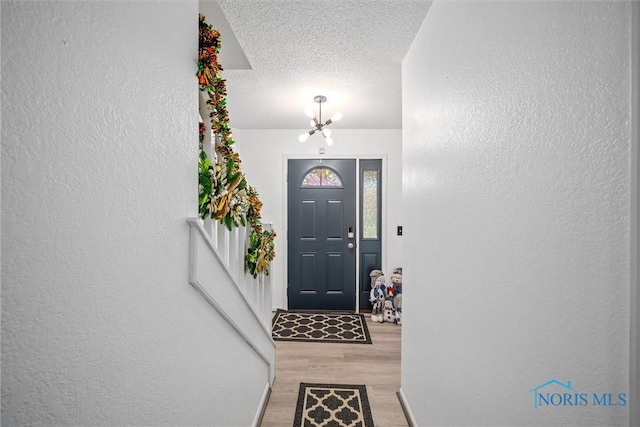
left=282, top=154, right=389, bottom=312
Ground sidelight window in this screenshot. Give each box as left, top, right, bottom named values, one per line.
left=362, top=170, right=379, bottom=239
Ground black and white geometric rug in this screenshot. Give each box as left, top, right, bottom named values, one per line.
left=293, top=383, right=374, bottom=427
left=271, top=310, right=372, bottom=344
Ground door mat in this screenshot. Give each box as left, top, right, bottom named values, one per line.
left=272, top=310, right=372, bottom=344
left=293, top=383, right=374, bottom=427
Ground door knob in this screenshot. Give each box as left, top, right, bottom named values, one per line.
left=347, top=243, right=354, bottom=249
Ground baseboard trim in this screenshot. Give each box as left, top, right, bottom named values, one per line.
left=396, top=388, right=418, bottom=427
left=252, top=382, right=271, bottom=427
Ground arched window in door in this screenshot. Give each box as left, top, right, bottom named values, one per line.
left=301, top=167, right=344, bottom=188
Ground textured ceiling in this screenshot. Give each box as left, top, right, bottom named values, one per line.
left=203, top=0, right=432, bottom=130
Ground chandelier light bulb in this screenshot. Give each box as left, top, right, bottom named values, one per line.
left=322, top=128, right=332, bottom=137
left=325, top=137, right=334, bottom=146
left=331, top=112, right=343, bottom=122
left=309, top=119, right=316, bottom=127
left=298, top=132, right=310, bottom=143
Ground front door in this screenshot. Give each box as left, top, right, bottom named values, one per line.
left=287, top=159, right=356, bottom=310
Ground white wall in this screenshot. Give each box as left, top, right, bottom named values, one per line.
left=401, top=1, right=632, bottom=426
left=631, top=3, right=640, bottom=426
left=233, top=129, right=402, bottom=311
left=1, top=2, right=268, bottom=425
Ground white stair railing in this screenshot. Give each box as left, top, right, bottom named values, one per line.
left=192, top=218, right=273, bottom=331
left=198, top=90, right=273, bottom=329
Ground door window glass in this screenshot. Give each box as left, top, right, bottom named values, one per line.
left=301, top=167, right=343, bottom=188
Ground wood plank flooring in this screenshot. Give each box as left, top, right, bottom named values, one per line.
left=260, top=317, right=407, bottom=427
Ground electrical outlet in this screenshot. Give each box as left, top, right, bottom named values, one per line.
left=397, top=226, right=403, bottom=236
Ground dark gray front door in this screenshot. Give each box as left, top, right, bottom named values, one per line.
left=287, top=159, right=356, bottom=310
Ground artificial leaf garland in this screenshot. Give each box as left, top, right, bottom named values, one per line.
left=198, top=14, right=276, bottom=277
left=198, top=15, right=235, bottom=158
left=198, top=13, right=248, bottom=229
left=246, top=227, right=276, bottom=278
left=244, top=186, right=276, bottom=277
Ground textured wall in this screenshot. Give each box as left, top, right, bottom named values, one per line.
left=1, top=2, right=267, bottom=425
left=401, top=1, right=631, bottom=425
left=632, top=4, right=640, bottom=425
left=233, top=129, right=403, bottom=311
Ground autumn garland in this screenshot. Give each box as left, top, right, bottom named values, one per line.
left=198, top=14, right=275, bottom=277
left=198, top=15, right=247, bottom=229
left=245, top=187, right=276, bottom=277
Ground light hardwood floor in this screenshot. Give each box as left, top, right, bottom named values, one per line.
left=260, top=317, right=407, bottom=427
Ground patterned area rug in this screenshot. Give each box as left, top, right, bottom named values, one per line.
left=271, top=311, right=372, bottom=344
left=293, top=383, right=374, bottom=427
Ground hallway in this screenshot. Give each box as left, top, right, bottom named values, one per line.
left=260, top=317, right=406, bottom=427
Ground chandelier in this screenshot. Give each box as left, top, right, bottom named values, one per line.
left=298, top=95, right=343, bottom=145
